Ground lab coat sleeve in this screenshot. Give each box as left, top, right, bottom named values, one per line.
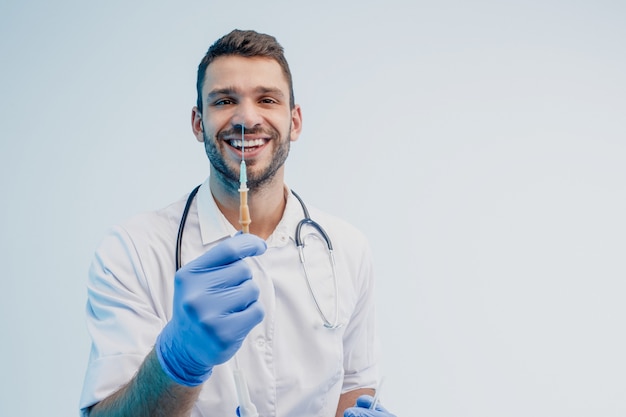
left=340, top=240, right=380, bottom=392
left=79, top=223, right=170, bottom=414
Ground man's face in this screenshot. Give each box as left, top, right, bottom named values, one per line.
left=193, top=55, right=302, bottom=190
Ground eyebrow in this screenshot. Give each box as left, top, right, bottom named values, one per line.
left=206, top=86, right=285, bottom=101
left=206, top=88, right=235, bottom=101
left=255, top=86, right=285, bottom=98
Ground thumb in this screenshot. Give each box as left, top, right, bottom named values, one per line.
left=186, top=233, right=267, bottom=271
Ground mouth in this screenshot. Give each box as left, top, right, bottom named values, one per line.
left=227, top=138, right=268, bottom=152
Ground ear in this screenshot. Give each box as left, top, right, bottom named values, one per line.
left=191, top=106, right=204, bottom=143
left=289, top=104, right=303, bottom=142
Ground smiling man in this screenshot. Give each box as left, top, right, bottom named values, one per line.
left=80, top=30, right=396, bottom=417
left=194, top=53, right=300, bottom=240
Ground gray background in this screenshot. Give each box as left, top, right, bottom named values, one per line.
left=1, top=0, right=625, bottom=416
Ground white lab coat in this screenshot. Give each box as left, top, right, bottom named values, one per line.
left=80, top=179, right=379, bottom=416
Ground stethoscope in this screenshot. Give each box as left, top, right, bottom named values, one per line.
left=175, top=185, right=342, bottom=329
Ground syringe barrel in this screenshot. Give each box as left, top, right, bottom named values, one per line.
left=239, top=188, right=251, bottom=233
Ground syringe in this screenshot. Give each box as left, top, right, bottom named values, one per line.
left=238, top=125, right=251, bottom=233
left=234, top=125, right=257, bottom=417
left=233, top=355, right=259, bottom=417
left=370, top=377, right=385, bottom=410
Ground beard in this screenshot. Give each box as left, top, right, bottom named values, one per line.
left=203, top=124, right=291, bottom=190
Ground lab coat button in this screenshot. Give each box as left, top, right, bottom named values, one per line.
left=256, top=338, right=266, bottom=348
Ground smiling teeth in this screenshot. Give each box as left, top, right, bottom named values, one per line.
left=230, top=139, right=266, bottom=148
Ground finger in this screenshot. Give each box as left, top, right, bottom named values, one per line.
left=355, top=395, right=389, bottom=413
left=203, top=259, right=256, bottom=289
left=187, top=234, right=267, bottom=271
left=207, top=301, right=265, bottom=344
left=196, top=278, right=261, bottom=314
left=344, top=408, right=375, bottom=417
left=355, top=395, right=375, bottom=409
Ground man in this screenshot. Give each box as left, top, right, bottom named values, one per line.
left=80, top=29, right=396, bottom=417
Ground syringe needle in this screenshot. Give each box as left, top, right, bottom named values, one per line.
left=239, top=125, right=251, bottom=233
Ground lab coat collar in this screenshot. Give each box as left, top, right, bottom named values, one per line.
left=266, top=185, right=303, bottom=248
left=197, top=177, right=235, bottom=246
left=196, top=177, right=302, bottom=248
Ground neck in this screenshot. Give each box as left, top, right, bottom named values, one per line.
left=209, top=171, right=287, bottom=240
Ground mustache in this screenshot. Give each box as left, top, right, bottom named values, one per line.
left=217, top=126, right=278, bottom=140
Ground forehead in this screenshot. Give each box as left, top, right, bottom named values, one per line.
left=203, top=55, right=289, bottom=93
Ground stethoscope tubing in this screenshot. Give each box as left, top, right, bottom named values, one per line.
left=175, top=184, right=201, bottom=271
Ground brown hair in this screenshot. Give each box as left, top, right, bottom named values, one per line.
left=196, top=29, right=295, bottom=112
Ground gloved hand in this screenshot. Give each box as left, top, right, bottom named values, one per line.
left=156, top=233, right=267, bottom=386
left=344, top=395, right=397, bottom=417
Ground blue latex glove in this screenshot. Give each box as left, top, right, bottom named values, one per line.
left=344, top=395, right=397, bottom=417
left=156, top=233, right=267, bottom=386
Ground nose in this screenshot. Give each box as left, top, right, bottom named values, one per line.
left=231, top=99, right=263, bottom=132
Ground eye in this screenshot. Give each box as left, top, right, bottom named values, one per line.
left=260, top=97, right=278, bottom=104
left=214, top=98, right=234, bottom=106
